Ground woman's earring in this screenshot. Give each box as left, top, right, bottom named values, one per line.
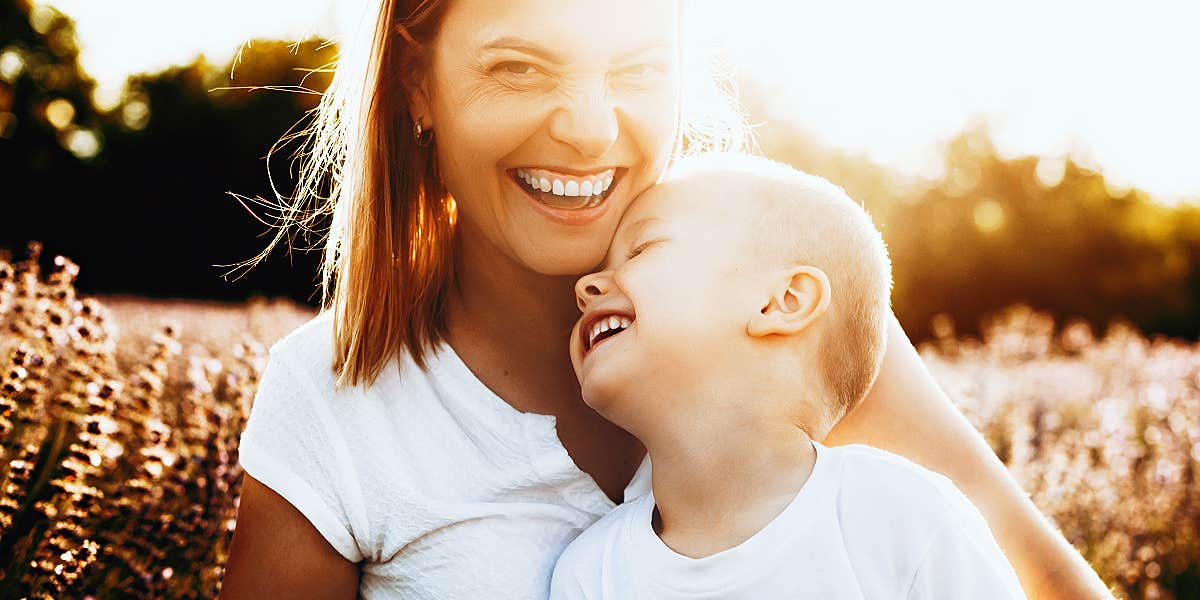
left=413, top=120, right=433, bottom=147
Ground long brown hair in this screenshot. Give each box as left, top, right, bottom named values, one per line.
left=240, top=0, right=750, bottom=390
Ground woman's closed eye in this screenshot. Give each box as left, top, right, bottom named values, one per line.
left=490, top=61, right=554, bottom=90
left=609, top=62, right=669, bottom=89
left=497, top=61, right=538, bottom=75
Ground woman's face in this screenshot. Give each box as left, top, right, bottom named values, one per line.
left=417, top=0, right=680, bottom=276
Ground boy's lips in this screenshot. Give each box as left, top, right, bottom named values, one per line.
left=579, top=309, right=636, bottom=357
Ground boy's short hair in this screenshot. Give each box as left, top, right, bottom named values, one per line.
left=667, top=153, right=894, bottom=422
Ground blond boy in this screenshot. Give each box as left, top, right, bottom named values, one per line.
left=550, top=154, right=1025, bottom=599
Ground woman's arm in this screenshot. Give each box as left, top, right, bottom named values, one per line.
left=824, top=314, right=1113, bottom=600
left=219, top=475, right=360, bottom=600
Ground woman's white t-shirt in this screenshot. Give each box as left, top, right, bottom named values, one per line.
left=237, top=311, right=652, bottom=599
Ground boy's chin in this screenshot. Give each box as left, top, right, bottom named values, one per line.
left=580, top=381, right=634, bottom=423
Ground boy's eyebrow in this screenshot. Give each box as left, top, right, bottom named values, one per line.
left=602, top=217, right=663, bottom=270
left=624, top=217, right=662, bottom=241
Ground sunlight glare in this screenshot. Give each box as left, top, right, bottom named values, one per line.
left=44, top=0, right=1200, bottom=202
left=44, top=97, right=74, bottom=129
left=64, top=127, right=101, bottom=159
left=0, top=48, right=24, bottom=83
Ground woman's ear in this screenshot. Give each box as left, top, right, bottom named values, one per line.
left=402, top=68, right=434, bottom=132
left=747, top=266, right=831, bottom=338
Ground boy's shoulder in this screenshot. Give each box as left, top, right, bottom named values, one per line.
left=828, top=443, right=978, bottom=521
left=558, top=493, right=648, bottom=563
left=551, top=494, right=651, bottom=597
left=820, top=444, right=1004, bottom=593
left=823, top=444, right=1025, bottom=599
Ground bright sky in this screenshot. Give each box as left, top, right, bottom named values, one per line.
left=46, top=0, right=1200, bottom=202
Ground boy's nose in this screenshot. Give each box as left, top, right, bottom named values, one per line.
left=574, top=271, right=610, bottom=311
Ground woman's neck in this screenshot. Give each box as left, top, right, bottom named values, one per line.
left=444, top=221, right=645, bottom=504
left=443, top=221, right=584, bottom=413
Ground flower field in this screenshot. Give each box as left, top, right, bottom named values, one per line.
left=0, top=244, right=1196, bottom=599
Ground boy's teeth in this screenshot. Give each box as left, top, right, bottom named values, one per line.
left=587, top=315, right=634, bottom=350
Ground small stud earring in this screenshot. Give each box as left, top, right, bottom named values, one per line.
left=413, top=120, right=433, bottom=147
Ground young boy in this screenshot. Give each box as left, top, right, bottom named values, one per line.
left=550, top=154, right=1026, bottom=599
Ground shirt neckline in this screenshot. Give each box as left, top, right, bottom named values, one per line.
left=628, top=440, right=837, bottom=593
left=428, top=340, right=649, bottom=512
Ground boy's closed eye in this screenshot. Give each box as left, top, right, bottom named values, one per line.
left=626, top=238, right=666, bottom=261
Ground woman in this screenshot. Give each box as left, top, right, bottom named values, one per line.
left=219, top=0, right=1112, bottom=598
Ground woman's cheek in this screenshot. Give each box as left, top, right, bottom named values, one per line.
left=617, top=91, right=679, bottom=178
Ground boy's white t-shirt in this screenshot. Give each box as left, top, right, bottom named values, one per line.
left=551, top=441, right=1027, bottom=599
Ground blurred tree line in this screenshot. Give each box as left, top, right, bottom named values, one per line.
left=1, top=0, right=333, bottom=302
left=2, top=0, right=1199, bottom=342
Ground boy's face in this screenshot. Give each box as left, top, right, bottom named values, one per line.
left=570, top=180, right=765, bottom=418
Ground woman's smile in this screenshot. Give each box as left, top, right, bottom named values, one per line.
left=506, top=166, right=628, bottom=226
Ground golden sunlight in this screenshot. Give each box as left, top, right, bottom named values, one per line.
left=44, top=0, right=1200, bottom=202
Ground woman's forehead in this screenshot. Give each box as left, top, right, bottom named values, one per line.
left=439, top=0, right=679, bottom=62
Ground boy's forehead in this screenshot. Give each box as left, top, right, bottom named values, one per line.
left=623, top=176, right=740, bottom=227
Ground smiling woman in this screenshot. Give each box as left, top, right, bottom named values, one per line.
left=219, top=0, right=745, bottom=598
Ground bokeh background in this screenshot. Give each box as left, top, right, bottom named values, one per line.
left=3, top=0, right=1200, bottom=342
left=1, top=0, right=1198, bottom=598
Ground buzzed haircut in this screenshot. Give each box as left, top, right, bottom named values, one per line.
left=666, top=152, right=894, bottom=422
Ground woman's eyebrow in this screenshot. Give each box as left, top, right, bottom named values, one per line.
left=479, top=37, right=671, bottom=66
left=480, top=36, right=565, bottom=64
left=612, top=42, right=671, bottom=64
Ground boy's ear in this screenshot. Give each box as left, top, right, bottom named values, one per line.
left=748, top=266, right=831, bottom=338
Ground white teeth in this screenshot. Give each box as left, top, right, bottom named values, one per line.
left=586, top=315, right=634, bottom=351
left=517, top=168, right=617, bottom=198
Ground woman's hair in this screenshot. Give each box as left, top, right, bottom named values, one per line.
left=238, top=0, right=752, bottom=390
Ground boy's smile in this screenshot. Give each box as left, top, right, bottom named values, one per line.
left=580, top=311, right=635, bottom=356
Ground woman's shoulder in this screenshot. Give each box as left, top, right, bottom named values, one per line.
left=265, top=310, right=336, bottom=374
left=265, top=310, right=406, bottom=395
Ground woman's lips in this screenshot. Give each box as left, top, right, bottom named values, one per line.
left=507, top=167, right=625, bottom=225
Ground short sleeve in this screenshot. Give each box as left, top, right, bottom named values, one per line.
left=237, top=347, right=369, bottom=563
left=905, top=508, right=1027, bottom=600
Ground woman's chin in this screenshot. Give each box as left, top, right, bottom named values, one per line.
left=518, top=245, right=609, bottom=277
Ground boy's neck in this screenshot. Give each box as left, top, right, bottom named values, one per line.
left=644, top=412, right=818, bottom=559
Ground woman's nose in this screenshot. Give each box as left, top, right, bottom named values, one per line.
left=575, top=271, right=610, bottom=311
left=549, top=78, right=619, bottom=159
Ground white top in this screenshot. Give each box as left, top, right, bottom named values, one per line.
left=551, top=441, right=1026, bottom=600
left=238, top=311, right=653, bottom=599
